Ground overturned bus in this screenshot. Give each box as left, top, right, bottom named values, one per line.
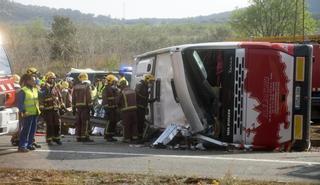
left=131, top=42, right=312, bottom=151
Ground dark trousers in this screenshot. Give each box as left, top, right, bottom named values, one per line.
left=19, top=115, right=38, bottom=149
left=122, top=110, right=138, bottom=140
left=75, top=108, right=90, bottom=139
left=105, top=108, right=117, bottom=137
left=43, top=110, right=61, bottom=142
left=137, top=107, right=146, bottom=137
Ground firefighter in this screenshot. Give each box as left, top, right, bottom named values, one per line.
left=118, top=79, right=138, bottom=143
left=12, top=74, right=21, bottom=89
left=72, top=72, right=94, bottom=142
left=40, top=72, right=64, bottom=145
left=102, top=74, right=119, bottom=142
left=118, top=74, right=129, bottom=87
left=17, top=74, right=40, bottom=152
left=10, top=74, right=21, bottom=146
left=60, top=80, right=72, bottom=109
left=135, top=74, right=155, bottom=139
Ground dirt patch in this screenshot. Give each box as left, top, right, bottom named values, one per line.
left=0, top=168, right=316, bottom=185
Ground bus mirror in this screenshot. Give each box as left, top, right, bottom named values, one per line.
left=155, top=78, right=161, bottom=102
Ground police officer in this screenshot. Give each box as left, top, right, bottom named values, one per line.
left=40, top=72, right=63, bottom=145
left=102, top=74, right=119, bottom=142
left=118, top=79, right=138, bottom=143
left=135, top=74, right=155, bottom=139
left=72, top=72, right=94, bottom=142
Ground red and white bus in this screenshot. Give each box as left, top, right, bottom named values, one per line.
left=132, top=42, right=312, bottom=151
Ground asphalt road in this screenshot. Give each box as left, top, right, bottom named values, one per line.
left=0, top=135, right=319, bottom=183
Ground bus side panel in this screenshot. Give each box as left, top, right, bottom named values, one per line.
left=244, top=49, right=293, bottom=149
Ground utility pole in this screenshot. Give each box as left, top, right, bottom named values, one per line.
left=122, top=1, right=126, bottom=20
left=302, top=0, right=305, bottom=41
left=293, top=0, right=298, bottom=42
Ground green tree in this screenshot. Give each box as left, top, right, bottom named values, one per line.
left=49, top=16, right=76, bottom=62
left=230, top=0, right=317, bottom=37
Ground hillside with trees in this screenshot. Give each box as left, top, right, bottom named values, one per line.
left=0, top=0, right=232, bottom=26
left=0, top=0, right=319, bottom=76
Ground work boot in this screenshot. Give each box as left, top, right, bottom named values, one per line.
left=54, top=140, right=62, bottom=145
left=17, top=148, right=29, bottom=153
left=27, top=146, right=36, bottom=151
left=32, top=142, right=41, bottom=148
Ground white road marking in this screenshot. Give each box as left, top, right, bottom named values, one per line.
left=10, top=149, right=320, bottom=166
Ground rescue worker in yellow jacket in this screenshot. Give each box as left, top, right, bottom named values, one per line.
left=135, top=74, right=155, bottom=139
left=72, top=72, right=94, bottom=142
left=40, top=72, right=64, bottom=145
left=118, top=79, right=138, bottom=143
left=19, top=68, right=42, bottom=149
left=17, top=74, right=40, bottom=152
left=102, top=74, right=119, bottom=142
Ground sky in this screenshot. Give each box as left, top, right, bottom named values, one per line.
left=12, top=0, right=250, bottom=19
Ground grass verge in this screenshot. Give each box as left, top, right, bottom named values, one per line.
left=0, top=168, right=317, bottom=185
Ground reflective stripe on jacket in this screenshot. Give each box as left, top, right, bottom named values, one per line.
left=119, top=87, right=137, bottom=112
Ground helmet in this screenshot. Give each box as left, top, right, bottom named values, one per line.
left=143, top=74, right=155, bottom=83
left=78, top=72, right=88, bottom=81
left=61, top=81, right=69, bottom=89
left=118, top=78, right=128, bottom=87
left=45, top=71, right=56, bottom=81
left=105, top=74, right=116, bottom=85
left=12, top=74, right=20, bottom=84
left=26, top=67, right=38, bottom=75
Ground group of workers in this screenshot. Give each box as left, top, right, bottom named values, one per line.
left=12, top=67, right=155, bottom=152
left=73, top=72, right=155, bottom=143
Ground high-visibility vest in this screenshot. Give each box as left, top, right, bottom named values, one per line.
left=22, top=86, right=40, bottom=116
left=96, top=81, right=105, bottom=98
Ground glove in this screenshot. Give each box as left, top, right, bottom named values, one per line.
left=72, top=107, right=76, bottom=116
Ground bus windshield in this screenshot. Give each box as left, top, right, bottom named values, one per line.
left=0, top=46, right=11, bottom=76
